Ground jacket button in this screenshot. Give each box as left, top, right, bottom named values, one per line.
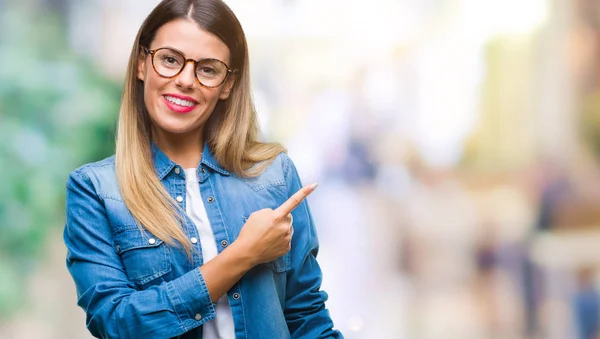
left=190, top=237, right=198, bottom=244
left=207, top=196, right=214, bottom=203
left=201, top=168, right=206, bottom=174
left=148, top=238, right=156, bottom=245
left=221, top=240, right=228, bottom=247
left=195, top=313, right=202, bottom=321
left=176, top=196, right=183, bottom=203
left=174, top=167, right=180, bottom=175
left=233, top=293, right=240, bottom=300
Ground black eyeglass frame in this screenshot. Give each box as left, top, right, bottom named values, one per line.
left=142, top=46, right=238, bottom=88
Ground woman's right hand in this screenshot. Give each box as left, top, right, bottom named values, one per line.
left=235, top=183, right=318, bottom=266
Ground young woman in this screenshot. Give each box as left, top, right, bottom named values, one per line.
left=63, top=0, right=342, bottom=338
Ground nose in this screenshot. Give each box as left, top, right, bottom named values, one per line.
left=174, top=60, right=196, bottom=89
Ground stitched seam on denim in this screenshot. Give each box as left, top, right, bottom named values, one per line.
left=115, top=237, right=165, bottom=251
left=181, top=214, right=203, bottom=265
left=99, top=194, right=124, bottom=202
left=136, top=267, right=170, bottom=285
left=71, top=159, right=120, bottom=200
left=203, top=160, right=229, bottom=175
left=112, top=224, right=143, bottom=234
left=230, top=153, right=287, bottom=191
left=194, top=269, right=216, bottom=318
left=206, top=176, right=231, bottom=249
left=231, top=175, right=285, bottom=192
left=76, top=157, right=114, bottom=172
left=68, top=170, right=100, bottom=202
left=157, top=162, right=174, bottom=181
left=72, top=167, right=92, bottom=184
left=238, top=284, right=249, bottom=339
left=166, top=281, right=187, bottom=330
left=85, top=161, right=113, bottom=169
left=282, top=153, right=292, bottom=183
left=186, top=269, right=216, bottom=331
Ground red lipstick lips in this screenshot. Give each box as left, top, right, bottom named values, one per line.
left=162, top=93, right=199, bottom=114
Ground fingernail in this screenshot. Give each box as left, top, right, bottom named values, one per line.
left=309, top=183, right=319, bottom=190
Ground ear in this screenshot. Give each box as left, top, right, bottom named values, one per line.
left=219, top=75, right=236, bottom=100
left=137, top=51, right=147, bottom=81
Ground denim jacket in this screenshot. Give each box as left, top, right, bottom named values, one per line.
left=64, top=143, right=342, bottom=339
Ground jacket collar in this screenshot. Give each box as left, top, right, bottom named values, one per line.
left=200, top=142, right=230, bottom=176
left=151, top=142, right=230, bottom=180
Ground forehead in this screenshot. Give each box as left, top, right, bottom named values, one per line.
left=151, top=18, right=230, bottom=63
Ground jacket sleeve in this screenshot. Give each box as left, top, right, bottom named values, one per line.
left=64, top=168, right=215, bottom=339
left=282, top=155, right=344, bottom=338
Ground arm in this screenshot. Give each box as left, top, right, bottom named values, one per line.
left=64, top=169, right=253, bottom=339
left=200, top=241, right=254, bottom=302
left=282, top=157, right=343, bottom=338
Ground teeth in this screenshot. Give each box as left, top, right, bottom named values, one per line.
left=165, top=96, right=195, bottom=107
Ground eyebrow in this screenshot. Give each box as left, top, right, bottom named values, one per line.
left=152, top=45, right=224, bottom=64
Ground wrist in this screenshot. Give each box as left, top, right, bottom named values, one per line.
left=227, top=241, right=258, bottom=270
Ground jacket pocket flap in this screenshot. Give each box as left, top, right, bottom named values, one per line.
left=114, top=227, right=164, bottom=254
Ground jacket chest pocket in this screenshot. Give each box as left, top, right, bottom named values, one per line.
left=265, top=252, right=291, bottom=273
left=114, top=227, right=172, bottom=286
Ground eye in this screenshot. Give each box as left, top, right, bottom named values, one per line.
left=161, top=55, right=180, bottom=65
left=198, top=67, right=217, bottom=76
left=155, top=50, right=183, bottom=68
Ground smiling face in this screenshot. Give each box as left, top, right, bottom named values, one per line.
left=137, top=18, right=235, bottom=143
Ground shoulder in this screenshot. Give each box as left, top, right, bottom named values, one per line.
left=67, top=155, right=120, bottom=200
left=267, top=152, right=295, bottom=177
left=251, top=151, right=297, bottom=179
left=230, top=152, right=297, bottom=191
left=270, top=152, right=302, bottom=184
left=69, top=155, right=115, bottom=182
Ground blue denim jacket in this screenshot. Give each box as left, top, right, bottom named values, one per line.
left=64, top=144, right=342, bottom=339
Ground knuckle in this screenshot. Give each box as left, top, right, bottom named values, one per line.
left=273, top=214, right=284, bottom=224
left=275, top=211, right=287, bottom=221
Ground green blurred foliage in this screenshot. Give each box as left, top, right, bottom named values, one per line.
left=0, top=3, right=121, bottom=317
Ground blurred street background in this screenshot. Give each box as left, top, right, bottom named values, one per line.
left=3, top=0, right=600, bottom=338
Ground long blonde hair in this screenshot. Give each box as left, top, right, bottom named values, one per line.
left=115, top=0, right=285, bottom=255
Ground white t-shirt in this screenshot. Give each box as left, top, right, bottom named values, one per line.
left=185, top=168, right=235, bottom=339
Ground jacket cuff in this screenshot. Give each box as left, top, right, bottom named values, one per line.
left=166, top=268, right=216, bottom=330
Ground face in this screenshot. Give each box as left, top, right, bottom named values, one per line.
left=137, top=18, right=235, bottom=141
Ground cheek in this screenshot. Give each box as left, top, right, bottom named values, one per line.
left=199, top=88, right=223, bottom=106
left=142, top=79, right=166, bottom=121
left=144, top=72, right=160, bottom=93
left=143, top=76, right=167, bottom=104
left=143, top=81, right=155, bottom=108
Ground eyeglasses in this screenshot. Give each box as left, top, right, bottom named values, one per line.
left=143, top=47, right=237, bottom=88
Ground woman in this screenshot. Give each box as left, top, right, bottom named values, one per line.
left=63, top=0, right=342, bottom=338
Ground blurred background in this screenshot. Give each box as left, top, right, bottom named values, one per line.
left=3, top=0, right=600, bottom=338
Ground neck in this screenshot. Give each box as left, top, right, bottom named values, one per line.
left=153, top=129, right=204, bottom=169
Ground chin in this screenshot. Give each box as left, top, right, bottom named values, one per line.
left=159, top=124, right=198, bottom=135
left=149, top=106, right=210, bottom=137
left=150, top=117, right=195, bottom=134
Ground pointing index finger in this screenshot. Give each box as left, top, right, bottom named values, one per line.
left=274, top=183, right=318, bottom=217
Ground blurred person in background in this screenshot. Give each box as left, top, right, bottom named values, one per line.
left=62, top=0, right=342, bottom=338
left=572, top=267, right=600, bottom=339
